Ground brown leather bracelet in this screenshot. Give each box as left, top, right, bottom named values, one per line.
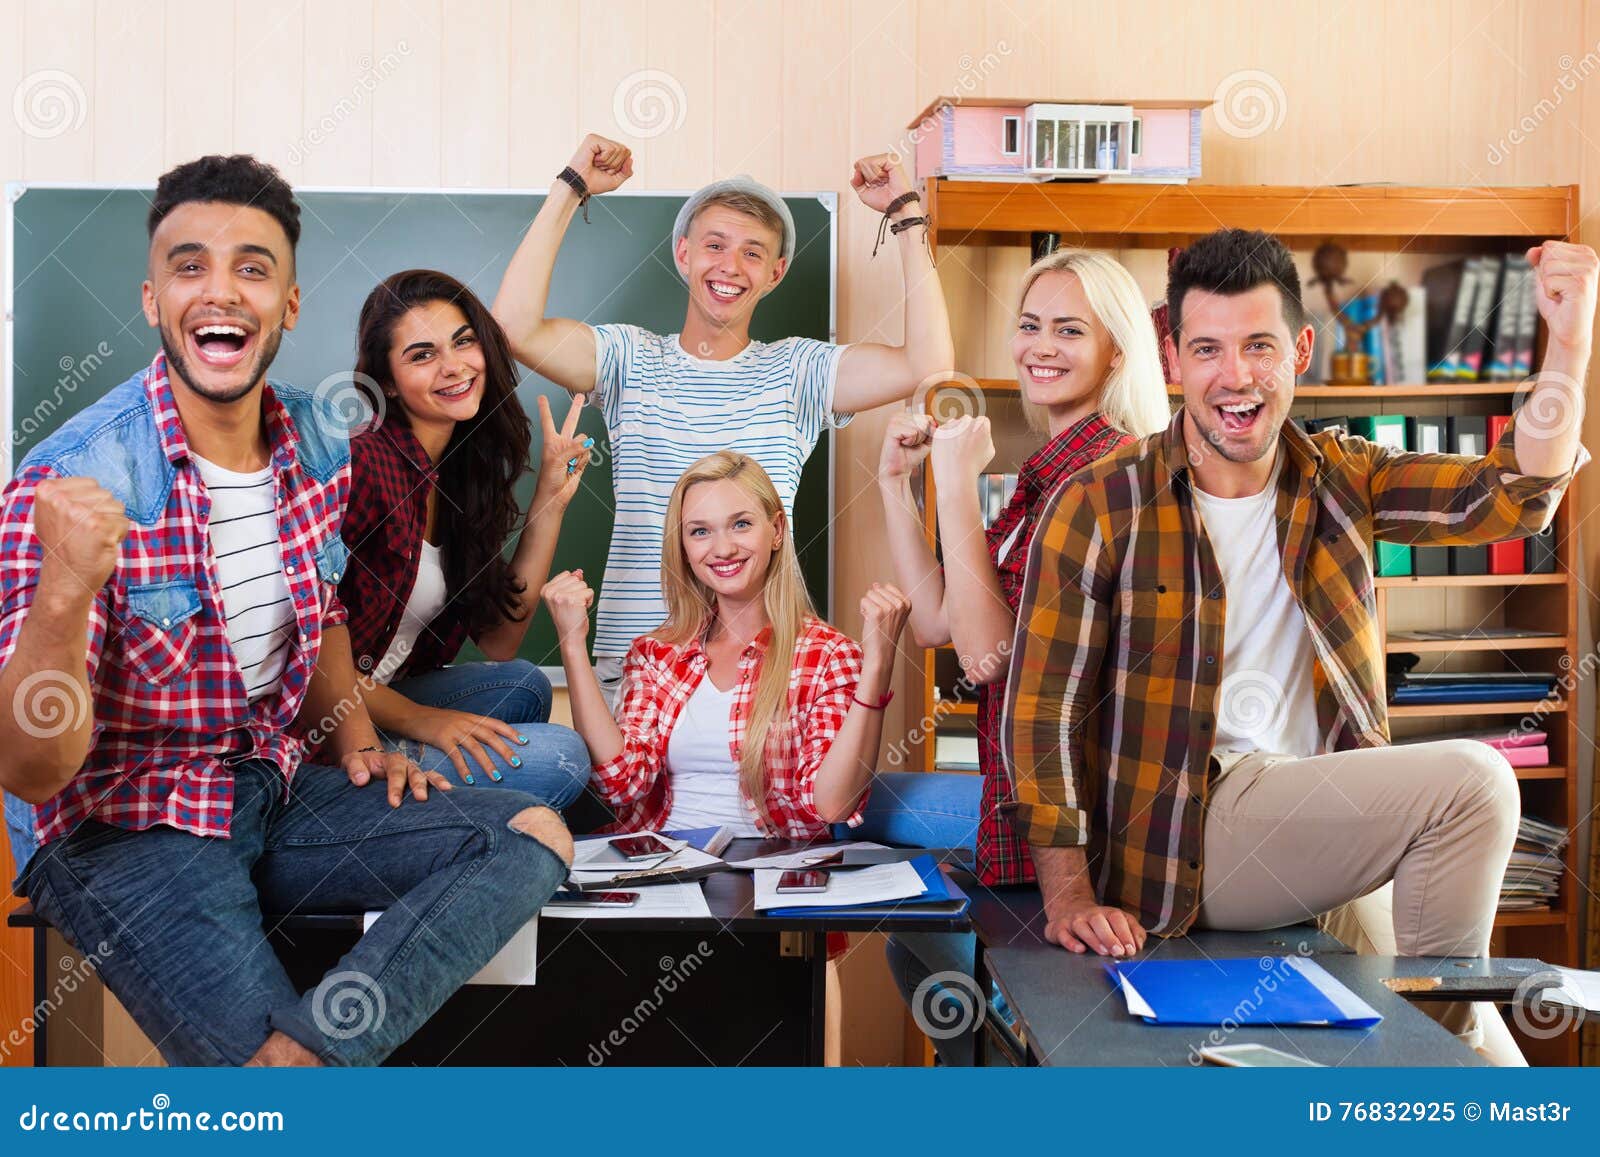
left=557, top=166, right=591, bottom=223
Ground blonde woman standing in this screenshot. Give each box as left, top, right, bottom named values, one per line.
left=543, top=450, right=911, bottom=837
left=870, top=248, right=1170, bottom=1063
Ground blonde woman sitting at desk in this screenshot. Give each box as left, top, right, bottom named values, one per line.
left=541, top=449, right=911, bottom=840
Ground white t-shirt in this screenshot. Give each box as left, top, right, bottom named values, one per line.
left=587, top=325, right=847, bottom=656
left=192, top=453, right=295, bottom=703
left=1191, top=455, right=1321, bottom=759
left=663, top=676, right=762, bottom=836
left=374, top=541, right=447, bottom=685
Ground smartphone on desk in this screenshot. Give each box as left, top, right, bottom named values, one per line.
left=1198, top=1043, right=1323, bottom=1068
left=776, top=869, right=830, bottom=894
left=546, top=890, right=639, bottom=907
left=612, top=834, right=673, bottom=860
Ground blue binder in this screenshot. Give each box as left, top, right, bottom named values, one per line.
left=762, top=854, right=970, bottom=920
left=1107, top=956, right=1382, bottom=1028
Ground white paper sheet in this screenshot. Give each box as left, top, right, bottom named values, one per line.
left=541, top=880, right=712, bottom=920
left=1546, top=965, right=1600, bottom=1011
left=362, top=910, right=538, bottom=986
left=752, top=860, right=926, bottom=910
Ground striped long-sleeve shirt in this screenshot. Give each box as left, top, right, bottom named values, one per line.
left=1002, top=406, right=1586, bottom=935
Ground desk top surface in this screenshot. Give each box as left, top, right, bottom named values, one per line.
left=9, top=838, right=973, bottom=936
left=959, top=882, right=1483, bottom=1067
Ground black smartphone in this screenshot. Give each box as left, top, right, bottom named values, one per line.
left=612, top=834, right=673, bottom=860
left=546, top=890, right=639, bottom=907
left=776, top=869, right=830, bottom=894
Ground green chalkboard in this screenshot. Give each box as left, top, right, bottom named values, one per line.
left=6, top=186, right=837, bottom=667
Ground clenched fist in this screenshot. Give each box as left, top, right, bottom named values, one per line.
left=541, top=569, right=595, bottom=647
left=34, top=477, right=129, bottom=596
left=1528, top=240, right=1600, bottom=353
left=568, top=133, right=634, bottom=196
left=879, top=410, right=936, bottom=482
left=850, top=154, right=916, bottom=215
left=858, top=581, right=912, bottom=678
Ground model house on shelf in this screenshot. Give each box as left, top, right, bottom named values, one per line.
left=910, top=97, right=1209, bottom=183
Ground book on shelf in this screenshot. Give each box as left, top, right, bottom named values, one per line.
left=1527, top=524, right=1558, bottom=574
left=1388, top=626, right=1562, bottom=642
left=1447, top=416, right=1489, bottom=575
left=1485, top=415, right=1525, bottom=575
left=1423, top=254, right=1537, bottom=383
left=976, top=472, right=1018, bottom=529
left=934, top=734, right=980, bottom=772
left=1348, top=415, right=1411, bottom=576
left=1425, top=258, right=1476, bottom=381
left=1405, top=415, right=1451, bottom=575
left=1499, top=815, right=1568, bottom=911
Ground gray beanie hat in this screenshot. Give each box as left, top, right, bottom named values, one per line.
left=671, top=176, right=795, bottom=280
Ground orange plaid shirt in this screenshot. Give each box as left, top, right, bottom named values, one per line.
left=1003, top=407, right=1585, bottom=935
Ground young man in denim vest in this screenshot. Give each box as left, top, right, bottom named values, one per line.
left=0, top=155, right=573, bottom=1066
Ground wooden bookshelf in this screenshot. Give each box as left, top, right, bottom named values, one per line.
left=916, top=178, right=1585, bottom=1065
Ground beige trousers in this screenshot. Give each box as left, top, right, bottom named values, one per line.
left=1194, top=740, right=1522, bottom=1062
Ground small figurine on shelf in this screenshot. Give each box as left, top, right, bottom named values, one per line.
left=1310, top=241, right=1375, bottom=385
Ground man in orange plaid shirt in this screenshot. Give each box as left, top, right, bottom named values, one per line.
left=1004, top=228, right=1592, bottom=1063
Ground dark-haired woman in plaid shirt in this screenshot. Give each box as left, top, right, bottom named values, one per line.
left=870, top=249, right=1170, bottom=1064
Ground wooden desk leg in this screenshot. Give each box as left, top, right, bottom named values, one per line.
left=31, top=925, right=48, bottom=1068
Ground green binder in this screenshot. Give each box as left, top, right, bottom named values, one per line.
left=1348, top=416, right=1412, bottom=577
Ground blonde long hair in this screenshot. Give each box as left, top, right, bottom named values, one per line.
left=657, top=451, right=815, bottom=823
left=1015, top=249, right=1170, bottom=438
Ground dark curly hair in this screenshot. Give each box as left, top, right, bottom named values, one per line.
left=148, top=154, right=301, bottom=256
left=1166, top=228, right=1304, bottom=338
left=354, top=270, right=533, bottom=636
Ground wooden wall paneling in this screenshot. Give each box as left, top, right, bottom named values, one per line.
left=91, top=0, right=163, bottom=183
left=641, top=0, right=714, bottom=191
left=165, top=0, right=235, bottom=166
left=712, top=0, right=782, bottom=181
left=232, top=0, right=306, bottom=184
left=577, top=0, right=649, bottom=185
left=507, top=0, right=577, bottom=188
left=440, top=0, right=508, bottom=188
left=374, top=0, right=443, bottom=188
left=22, top=0, right=94, bottom=181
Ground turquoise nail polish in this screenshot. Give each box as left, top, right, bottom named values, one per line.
left=491, top=770, right=503, bottom=782
left=517, top=734, right=528, bottom=744
left=464, top=774, right=475, bottom=785
left=582, top=436, right=595, bottom=448
left=511, top=757, right=522, bottom=767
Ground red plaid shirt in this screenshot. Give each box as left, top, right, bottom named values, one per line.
left=598, top=618, right=867, bottom=838
left=339, top=421, right=470, bottom=681
left=0, top=353, right=351, bottom=849
left=973, top=412, right=1129, bottom=885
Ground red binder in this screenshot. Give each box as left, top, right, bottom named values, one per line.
left=1486, top=414, right=1524, bottom=575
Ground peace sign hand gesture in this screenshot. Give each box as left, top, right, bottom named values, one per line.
left=531, top=393, right=594, bottom=518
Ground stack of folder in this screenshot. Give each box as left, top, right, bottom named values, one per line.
left=1386, top=660, right=1558, bottom=706
left=1398, top=725, right=1549, bottom=769
left=1499, top=817, right=1568, bottom=912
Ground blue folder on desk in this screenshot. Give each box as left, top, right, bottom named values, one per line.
left=1107, top=956, right=1383, bottom=1028
left=762, top=855, right=970, bottom=919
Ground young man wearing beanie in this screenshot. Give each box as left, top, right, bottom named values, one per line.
left=494, top=134, right=954, bottom=702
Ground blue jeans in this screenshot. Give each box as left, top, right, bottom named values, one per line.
left=852, top=771, right=988, bottom=1067
left=384, top=660, right=589, bottom=809
left=20, top=758, right=569, bottom=1066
